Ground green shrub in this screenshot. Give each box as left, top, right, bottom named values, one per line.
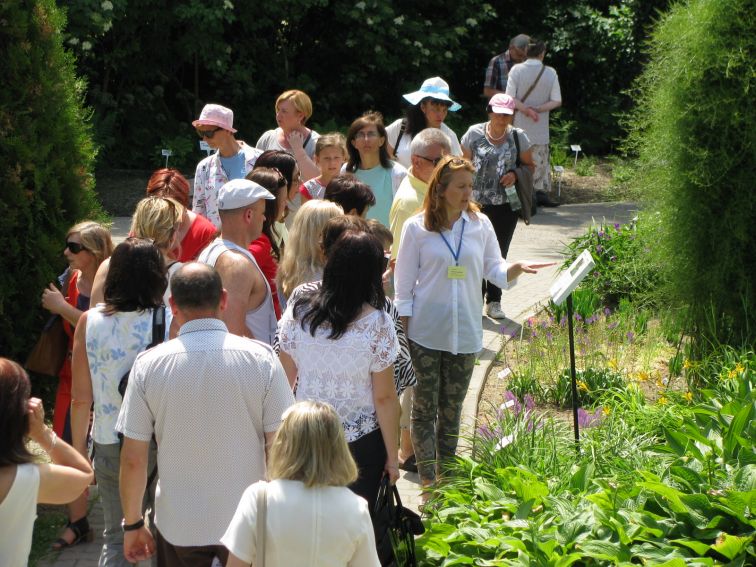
left=0, top=0, right=101, bottom=360
left=628, top=0, right=756, bottom=349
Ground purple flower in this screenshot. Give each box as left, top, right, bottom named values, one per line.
left=560, top=316, right=567, bottom=327
left=607, top=322, right=619, bottom=330
left=524, top=394, right=535, bottom=412
left=502, top=391, right=522, bottom=416
left=500, top=323, right=518, bottom=337
left=477, top=424, right=497, bottom=440
left=626, top=331, right=635, bottom=343
left=577, top=407, right=604, bottom=428
left=614, top=223, right=621, bottom=231
left=575, top=313, right=583, bottom=321
left=598, top=230, right=606, bottom=239
left=596, top=245, right=604, bottom=254
left=604, top=307, right=612, bottom=316
left=586, top=315, right=597, bottom=325
left=546, top=331, right=553, bottom=343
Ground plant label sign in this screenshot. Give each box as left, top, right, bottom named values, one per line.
left=199, top=141, right=212, bottom=152
left=570, top=145, right=582, bottom=152
left=549, top=249, right=595, bottom=306
left=161, top=149, right=173, bottom=157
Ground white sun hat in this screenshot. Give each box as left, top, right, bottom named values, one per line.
left=402, top=77, right=461, bottom=111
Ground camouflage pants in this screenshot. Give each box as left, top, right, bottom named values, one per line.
left=409, top=341, right=476, bottom=483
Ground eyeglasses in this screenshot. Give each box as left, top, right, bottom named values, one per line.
left=196, top=127, right=220, bottom=139
left=354, top=131, right=380, bottom=141
left=382, top=253, right=391, bottom=272
left=65, top=241, right=89, bottom=254
left=417, top=155, right=443, bottom=167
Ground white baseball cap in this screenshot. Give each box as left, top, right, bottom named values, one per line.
left=217, top=179, right=275, bottom=210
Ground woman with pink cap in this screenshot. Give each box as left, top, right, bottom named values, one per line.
left=460, top=93, right=535, bottom=320
left=385, top=77, right=463, bottom=168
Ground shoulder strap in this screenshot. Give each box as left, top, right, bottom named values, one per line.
left=521, top=63, right=546, bottom=103
left=512, top=130, right=521, bottom=168
left=256, top=483, right=267, bottom=567
left=149, top=306, right=166, bottom=349
left=302, top=130, right=312, bottom=149
left=394, top=119, right=407, bottom=152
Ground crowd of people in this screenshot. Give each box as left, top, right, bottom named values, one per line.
left=1, top=34, right=558, bottom=567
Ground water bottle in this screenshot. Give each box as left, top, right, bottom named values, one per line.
left=505, top=186, right=522, bottom=211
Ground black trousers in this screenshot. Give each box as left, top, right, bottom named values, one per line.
left=156, top=529, right=228, bottom=567
left=348, top=428, right=386, bottom=515
left=481, top=203, right=519, bottom=303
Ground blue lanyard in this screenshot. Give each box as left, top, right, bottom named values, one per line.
left=440, top=219, right=466, bottom=265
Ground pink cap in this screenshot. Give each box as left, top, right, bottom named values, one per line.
left=488, top=93, right=516, bottom=115
left=192, top=104, right=237, bottom=133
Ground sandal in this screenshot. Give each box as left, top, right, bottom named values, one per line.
left=52, top=516, right=93, bottom=551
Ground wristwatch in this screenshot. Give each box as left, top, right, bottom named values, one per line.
left=122, top=517, right=145, bottom=532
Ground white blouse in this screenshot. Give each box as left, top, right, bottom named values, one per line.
left=222, top=480, right=379, bottom=567
left=277, top=307, right=398, bottom=442
left=0, top=464, right=39, bottom=567
left=394, top=210, right=509, bottom=354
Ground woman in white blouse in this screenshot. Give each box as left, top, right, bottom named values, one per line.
left=223, top=401, right=379, bottom=567
left=278, top=231, right=400, bottom=512
left=394, top=156, right=551, bottom=500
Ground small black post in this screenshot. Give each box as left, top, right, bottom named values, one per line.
left=566, top=293, right=580, bottom=451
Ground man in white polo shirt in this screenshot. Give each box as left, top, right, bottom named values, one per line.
left=117, top=263, right=294, bottom=566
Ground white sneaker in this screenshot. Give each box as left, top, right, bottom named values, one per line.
left=486, top=301, right=506, bottom=319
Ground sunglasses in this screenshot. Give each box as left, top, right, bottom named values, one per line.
left=65, top=241, right=89, bottom=254
left=196, top=127, right=220, bottom=139
left=417, top=155, right=443, bottom=167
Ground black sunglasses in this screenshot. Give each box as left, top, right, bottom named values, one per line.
left=417, top=155, right=443, bottom=167
left=196, top=127, right=220, bottom=139
left=65, top=241, right=89, bottom=254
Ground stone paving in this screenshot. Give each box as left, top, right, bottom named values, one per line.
left=38, top=202, right=637, bottom=565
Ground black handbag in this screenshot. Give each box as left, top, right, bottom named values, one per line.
left=373, top=476, right=425, bottom=566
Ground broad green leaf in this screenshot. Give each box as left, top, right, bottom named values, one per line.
left=664, top=428, right=690, bottom=457
left=638, top=481, right=688, bottom=513
left=670, top=538, right=710, bottom=555
left=579, top=540, right=631, bottom=562
left=724, top=404, right=753, bottom=459
left=515, top=499, right=533, bottom=520
left=474, top=477, right=507, bottom=501
left=423, top=537, right=451, bottom=557
left=554, top=553, right=583, bottom=567
left=441, top=554, right=475, bottom=565
left=711, top=532, right=754, bottom=560
left=669, top=466, right=705, bottom=491
left=569, top=462, right=594, bottom=492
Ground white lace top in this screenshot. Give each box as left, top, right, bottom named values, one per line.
left=278, top=306, right=399, bottom=442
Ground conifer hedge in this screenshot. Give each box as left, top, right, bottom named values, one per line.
left=630, top=0, right=755, bottom=347
left=0, top=0, right=101, bottom=359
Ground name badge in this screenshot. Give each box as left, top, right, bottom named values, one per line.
left=447, top=265, right=467, bottom=279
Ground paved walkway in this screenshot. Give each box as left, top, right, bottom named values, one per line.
left=38, top=202, right=637, bottom=566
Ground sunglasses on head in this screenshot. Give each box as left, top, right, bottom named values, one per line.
left=65, top=241, right=88, bottom=254
left=196, top=127, right=220, bottom=139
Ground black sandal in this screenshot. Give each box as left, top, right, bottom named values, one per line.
left=52, top=516, right=93, bottom=551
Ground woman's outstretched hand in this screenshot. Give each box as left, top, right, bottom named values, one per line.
left=507, top=261, right=557, bottom=281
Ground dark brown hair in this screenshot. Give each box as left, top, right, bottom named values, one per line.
left=320, top=215, right=369, bottom=258
left=324, top=175, right=375, bottom=216
left=103, top=238, right=167, bottom=315
left=0, top=358, right=33, bottom=466
left=246, top=167, right=287, bottom=260
left=345, top=111, right=391, bottom=172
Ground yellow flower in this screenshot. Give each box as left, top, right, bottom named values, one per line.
left=608, top=359, right=619, bottom=371
left=637, top=371, right=650, bottom=382
left=658, top=396, right=668, bottom=406
left=683, top=359, right=692, bottom=370
left=684, top=392, right=693, bottom=402
left=602, top=407, right=611, bottom=416
left=727, top=368, right=738, bottom=379
left=655, top=379, right=665, bottom=388
left=734, top=363, right=745, bottom=373
left=577, top=380, right=589, bottom=392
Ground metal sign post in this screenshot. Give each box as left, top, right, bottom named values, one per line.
left=161, top=149, right=173, bottom=168
left=549, top=249, right=595, bottom=452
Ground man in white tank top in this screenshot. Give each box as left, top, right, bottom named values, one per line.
left=197, top=179, right=278, bottom=344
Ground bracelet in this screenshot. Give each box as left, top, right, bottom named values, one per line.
left=47, top=431, right=58, bottom=453
left=122, top=517, right=145, bottom=532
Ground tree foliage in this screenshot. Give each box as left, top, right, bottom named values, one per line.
left=629, top=0, right=755, bottom=347
left=0, top=0, right=101, bottom=358
left=56, top=0, right=670, bottom=171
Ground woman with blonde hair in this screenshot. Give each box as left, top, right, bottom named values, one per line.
left=90, top=196, right=183, bottom=310
left=222, top=401, right=379, bottom=567
left=276, top=199, right=343, bottom=303
left=39, top=220, right=113, bottom=549
left=256, top=89, right=320, bottom=181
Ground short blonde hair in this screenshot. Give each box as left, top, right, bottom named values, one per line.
left=315, top=132, right=347, bottom=158
left=130, top=197, right=183, bottom=252
left=277, top=199, right=343, bottom=298
left=276, top=90, right=313, bottom=124
left=67, top=221, right=114, bottom=268
left=267, top=401, right=357, bottom=487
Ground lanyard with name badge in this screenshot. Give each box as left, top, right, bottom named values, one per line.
left=440, top=219, right=467, bottom=279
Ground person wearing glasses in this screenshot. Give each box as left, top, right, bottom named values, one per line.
left=461, top=93, right=535, bottom=320
left=40, top=221, right=113, bottom=550
left=385, top=77, right=463, bottom=169
left=394, top=156, right=552, bottom=502
left=344, top=112, right=407, bottom=227
left=192, top=104, right=262, bottom=229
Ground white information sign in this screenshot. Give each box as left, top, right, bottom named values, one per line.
left=570, top=145, right=582, bottom=152
left=199, top=141, right=211, bottom=152
left=549, top=249, right=595, bottom=306
left=161, top=149, right=173, bottom=157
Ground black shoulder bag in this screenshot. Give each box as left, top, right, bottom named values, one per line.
left=512, top=130, right=537, bottom=218
left=393, top=119, right=407, bottom=153
left=373, top=476, right=424, bottom=566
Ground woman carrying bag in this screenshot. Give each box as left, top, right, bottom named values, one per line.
left=223, top=401, right=380, bottom=566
